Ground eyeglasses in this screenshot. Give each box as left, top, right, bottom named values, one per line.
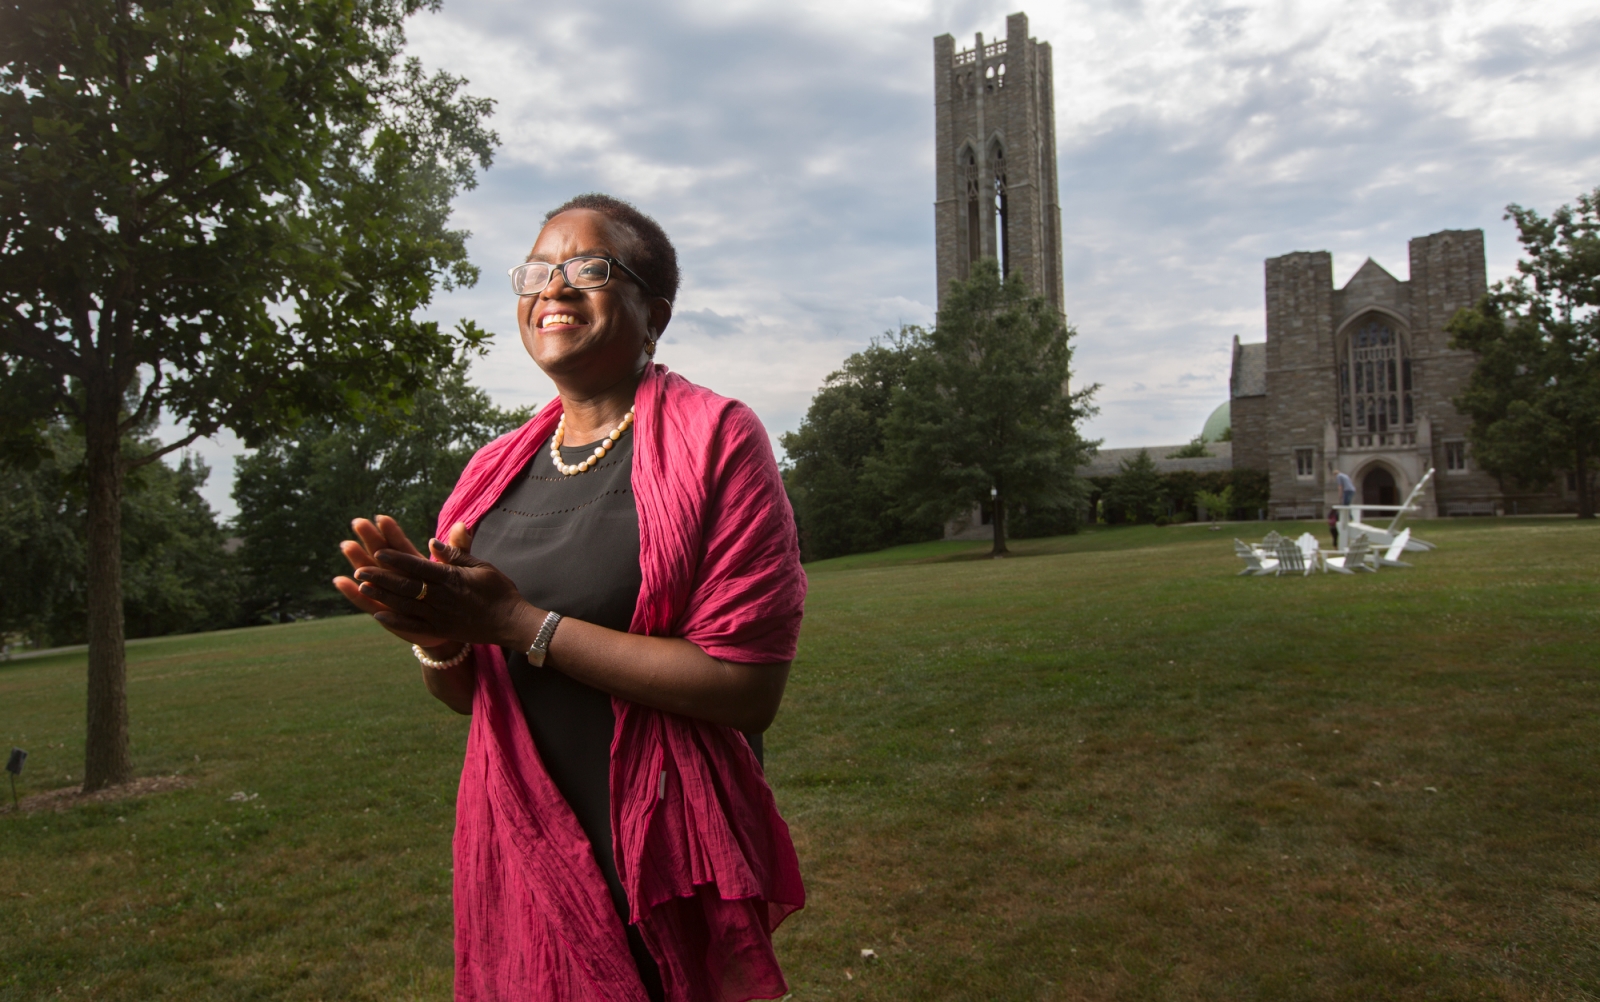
left=507, top=255, right=657, bottom=297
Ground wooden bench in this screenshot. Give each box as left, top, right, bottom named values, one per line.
left=1273, top=505, right=1320, bottom=520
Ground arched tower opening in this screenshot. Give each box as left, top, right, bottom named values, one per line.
left=961, top=145, right=980, bottom=278
left=990, top=141, right=1009, bottom=277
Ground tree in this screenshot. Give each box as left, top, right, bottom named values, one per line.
left=1101, top=449, right=1168, bottom=524
left=1167, top=435, right=1211, bottom=459
left=1194, top=485, right=1234, bottom=525
left=1448, top=188, right=1600, bottom=519
left=1089, top=467, right=1266, bottom=525
left=1, top=419, right=238, bottom=648
left=231, top=358, right=528, bottom=621
left=0, top=0, right=497, bottom=789
left=779, top=331, right=940, bottom=561
left=878, top=260, right=1096, bottom=556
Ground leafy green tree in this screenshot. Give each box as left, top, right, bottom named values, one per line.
left=1167, top=435, right=1212, bottom=459
left=232, top=359, right=529, bottom=622
left=1194, top=485, right=1235, bottom=524
left=877, top=260, right=1097, bottom=556
left=1102, top=449, right=1168, bottom=524
left=1448, top=188, right=1600, bottom=519
left=0, top=0, right=497, bottom=788
left=1093, top=468, right=1265, bottom=525
left=779, top=331, right=940, bottom=560
left=1228, top=468, right=1268, bottom=517
left=1, top=422, right=237, bottom=648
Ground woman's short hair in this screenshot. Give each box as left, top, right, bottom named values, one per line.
left=541, top=193, right=680, bottom=304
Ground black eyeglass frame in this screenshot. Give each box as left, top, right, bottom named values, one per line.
left=507, top=255, right=659, bottom=298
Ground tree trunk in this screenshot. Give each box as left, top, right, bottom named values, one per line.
left=991, top=492, right=1009, bottom=557
left=83, top=387, right=131, bottom=791
left=1577, top=438, right=1594, bottom=520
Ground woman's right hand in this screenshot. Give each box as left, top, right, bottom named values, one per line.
left=334, top=515, right=452, bottom=650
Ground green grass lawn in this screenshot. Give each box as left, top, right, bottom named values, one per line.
left=3, top=518, right=1598, bottom=1000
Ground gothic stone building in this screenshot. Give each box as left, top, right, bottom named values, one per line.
left=933, top=12, right=1063, bottom=310
left=1231, top=228, right=1573, bottom=518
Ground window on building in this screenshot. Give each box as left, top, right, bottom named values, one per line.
left=991, top=142, right=1009, bottom=277
left=1445, top=440, right=1468, bottom=473
left=1294, top=447, right=1316, bottom=479
left=962, top=146, right=980, bottom=277
left=1339, top=317, right=1414, bottom=439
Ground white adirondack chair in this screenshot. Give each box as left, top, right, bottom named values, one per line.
left=1373, top=528, right=1413, bottom=569
left=1261, top=530, right=1284, bottom=549
left=1234, top=539, right=1278, bottom=576
left=1274, top=539, right=1314, bottom=576
left=1323, top=533, right=1375, bottom=574
left=1295, top=532, right=1320, bottom=563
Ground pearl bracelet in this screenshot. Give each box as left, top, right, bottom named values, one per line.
left=412, top=642, right=472, bottom=670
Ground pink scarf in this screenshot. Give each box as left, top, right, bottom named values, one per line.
left=436, top=364, right=806, bottom=1001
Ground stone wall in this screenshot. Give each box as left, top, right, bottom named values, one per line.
left=1405, top=230, right=1506, bottom=513
left=1262, top=251, right=1338, bottom=514
left=1231, top=396, right=1269, bottom=472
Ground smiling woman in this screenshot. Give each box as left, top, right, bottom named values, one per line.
left=331, top=194, right=806, bottom=1002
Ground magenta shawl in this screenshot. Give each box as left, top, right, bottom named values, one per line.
left=435, top=364, right=807, bottom=1001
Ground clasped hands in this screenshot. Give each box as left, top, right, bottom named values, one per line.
left=333, top=515, right=545, bottom=656
left=335, top=516, right=790, bottom=731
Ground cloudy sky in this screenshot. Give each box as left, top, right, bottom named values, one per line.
left=183, top=0, right=1600, bottom=517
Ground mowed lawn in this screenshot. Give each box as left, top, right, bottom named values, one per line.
left=3, top=518, right=1598, bottom=1000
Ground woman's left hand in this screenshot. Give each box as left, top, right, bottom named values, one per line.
left=352, top=521, right=543, bottom=651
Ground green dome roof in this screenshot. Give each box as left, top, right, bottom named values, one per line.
left=1201, top=401, right=1230, bottom=443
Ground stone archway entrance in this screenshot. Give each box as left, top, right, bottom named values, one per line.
left=1363, top=466, right=1398, bottom=506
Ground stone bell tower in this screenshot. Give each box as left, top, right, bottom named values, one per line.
left=933, top=12, right=1063, bottom=311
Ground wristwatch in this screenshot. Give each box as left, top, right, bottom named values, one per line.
left=526, top=611, right=563, bottom=667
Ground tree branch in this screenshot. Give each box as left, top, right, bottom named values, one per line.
left=0, top=310, right=87, bottom=378
left=138, top=158, right=262, bottom=235
left=123, top=428, right=207, bottom=470
left=58, top=383, right=84, bottom=421
left=137, top=144, right=224, bottom=209
left=118, top=366, right=164, bottom=434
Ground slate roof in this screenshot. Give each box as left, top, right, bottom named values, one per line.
left=1079, top=442, right=1234, bottom=478
left=1231, top=338, right=1266, bottom=398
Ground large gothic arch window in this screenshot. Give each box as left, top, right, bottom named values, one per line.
left=1338, top=315, right=1416, bottom=446
left=961, top=145, right=980, bottom=277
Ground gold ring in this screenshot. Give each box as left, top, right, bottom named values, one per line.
left=416, top=582, right=428, bottom=601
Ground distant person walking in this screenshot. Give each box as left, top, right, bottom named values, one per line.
left=1328, top=506, right=1340, bottom=549
left=334, top=195, right=804, bottom=1001
left=1335, top=469, right=1356, bottom=507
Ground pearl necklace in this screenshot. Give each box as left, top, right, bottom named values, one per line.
left=550, top=408, right=634, bottom=476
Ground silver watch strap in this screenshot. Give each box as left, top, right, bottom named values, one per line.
left=526, top=611, right=563, bottom=667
